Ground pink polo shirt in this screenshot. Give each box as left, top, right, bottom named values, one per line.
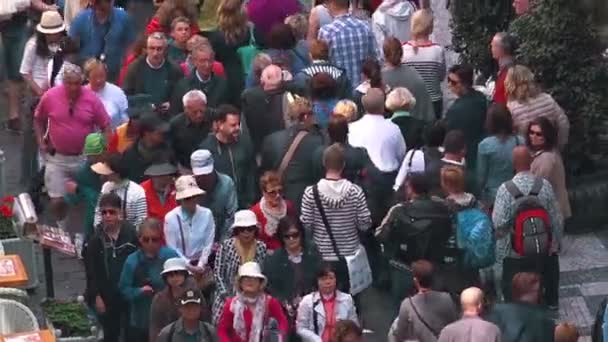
left=35, top=85, right=110, bottom=155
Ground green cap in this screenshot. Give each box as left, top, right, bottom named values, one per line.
left=83, top=133, right=106, bottom=156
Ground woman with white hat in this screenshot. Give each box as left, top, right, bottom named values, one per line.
left=217, top=262, right=288, bottom=342
left=164, top=176, right=215, bottom=284
left=211, top=210, right=267, bottom=325
left=149, top=257, right=207, bottom=342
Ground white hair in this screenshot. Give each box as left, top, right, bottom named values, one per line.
left=182, top=90, right=207, bottom=107
left=385, top=87, right=417, bottom=111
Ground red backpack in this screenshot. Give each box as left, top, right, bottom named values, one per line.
left=505, top=178, right=552, bottom=256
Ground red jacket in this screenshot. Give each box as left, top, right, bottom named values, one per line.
left=145, top=16, right=200, bottom=36
left=250, top=200, right=296, bottom=251
left=493, top=66, right=509, bottom=105
left=140, top=179, right=178, bottom=244
left=218, top=295, right=288, bottom=342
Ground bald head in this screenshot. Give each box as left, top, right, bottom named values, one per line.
left=512, top=146, right=532, bottom=173
left=362, top=88, right=386, bottom=115
left=260, top=64, right=283, bottom=90
left=460, top=287, right=484, bottom=315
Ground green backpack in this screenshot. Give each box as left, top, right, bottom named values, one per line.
left=237, top=26, right=261, bottom=77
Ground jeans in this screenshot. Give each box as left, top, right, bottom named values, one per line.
left=502, top=254, right=559, bottom=307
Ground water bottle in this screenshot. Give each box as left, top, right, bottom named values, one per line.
left=264, top=318, right=283, bottom=342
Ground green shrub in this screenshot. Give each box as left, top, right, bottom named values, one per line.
left=42, top=300, right=92, bottom=337
left=450, top=0, right=515, bottom=78
left=509, top=0, right=608, bottom=170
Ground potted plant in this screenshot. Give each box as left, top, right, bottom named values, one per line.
left=42, top=299, right=98, bottom=342
left=0, top=196, right=17, bottom=239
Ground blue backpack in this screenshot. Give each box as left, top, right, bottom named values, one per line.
left=455, top=207, right=495, bottom=269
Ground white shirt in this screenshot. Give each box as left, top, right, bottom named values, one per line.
left=164, top=205, right=215, bottom=268
left=89, top=82, right=128, bottom=130
left=348, top=114, right=406, bottom=172
left=20, top=37, right=51, bottom=90
left=393, top=149, right=426, bottom=191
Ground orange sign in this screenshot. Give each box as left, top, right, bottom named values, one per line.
left=0, top=255, right=28, bottom=288
left=0, top=330, right=55, bottom=342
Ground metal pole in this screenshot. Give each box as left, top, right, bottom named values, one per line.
left=0, top=149, right=5, bottom=198
left=43, top=247, right=54, bottom=298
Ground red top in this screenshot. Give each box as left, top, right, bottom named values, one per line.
left=218, top=295, right=289, bottom=342
left=321, top=296, right=337, bottom=342
left=493, top=66, right=509, bottom=105
left=145, top=16, right=200, bottom=36
left=250, top=200, right=296, bottom=251
left=117, top=53, right=138, bottom=87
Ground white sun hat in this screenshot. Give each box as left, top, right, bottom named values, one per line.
left=175, top=175, right=205, bottom=200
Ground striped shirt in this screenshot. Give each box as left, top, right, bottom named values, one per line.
left=300, top=179, right=372, bottom=260
left=507, top=92, right=570, bottom=149
left=94, top=180, right=148, bottom=229
left=401, top=41, right=446, bottom=102
left=318, top=13, right=379, bottom=89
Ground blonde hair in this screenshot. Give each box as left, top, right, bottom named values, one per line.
left=505, top=65, right=541, bottom=103
left=287, top=96, right=313, bottom=123
left=333, top=100, right=358, bottom=122
left=440, top=166, right=465, bottom=194
left=386, top=87, right=417, bottom=111
left=217, top=0, right=249, bottom=44
left=285, top=14, right=308, bottom=40
left=83, top=58, right=106, bottom=77
left=411, top=9, right=434, bottom=39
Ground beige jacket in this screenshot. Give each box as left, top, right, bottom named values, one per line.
left=531, top=150, right=572, bottom=219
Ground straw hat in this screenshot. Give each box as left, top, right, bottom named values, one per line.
left=37, top=11, right=66, bottom=35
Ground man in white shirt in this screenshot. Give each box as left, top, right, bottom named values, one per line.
left=349, top=87, right=405, bottom=288
left=164, top=175, right=215, bottom=275
left=349, top=87, right=406, bottom=224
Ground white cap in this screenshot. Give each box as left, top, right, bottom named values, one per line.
left=190, top=149, right=214, bottom=176
left=232, top=210, right=258, bottom=229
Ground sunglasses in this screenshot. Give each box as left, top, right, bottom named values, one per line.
left=284, top=232, right=300, bottom=240
left=237, top=226, right=257, bottom=233
left=101, top=209, right=118, bottom=216
left=529, top=129, right=543, bottom=137
left=142, top=236, right=161, bottom=243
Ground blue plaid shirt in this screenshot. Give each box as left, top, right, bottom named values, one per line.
left=318, top=14, right=378, bottom=89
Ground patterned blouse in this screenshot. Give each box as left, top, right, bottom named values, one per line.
left=212, top=238, right=267, bottom=324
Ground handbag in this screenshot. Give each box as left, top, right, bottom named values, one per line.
left=312, top=185, right=372, bottom=295
left=237, top=25, right=260, bottom=77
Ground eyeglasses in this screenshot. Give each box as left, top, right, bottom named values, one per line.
left=101, top=209, right=118, bottom=216
left=284, top=233, right=300, bottom=240
left=529, top=129, right=543, bottom=137
left=142, top=236, right=161, bottom=243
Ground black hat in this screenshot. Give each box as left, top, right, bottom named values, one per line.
left=180, top=289, right=202, bottom=306
left=144, top=163, right=178, bottom=176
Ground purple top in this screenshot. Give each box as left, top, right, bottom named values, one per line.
left=246, top=0, right=301, bottom=38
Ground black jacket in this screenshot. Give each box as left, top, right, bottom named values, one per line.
left=83, top=222, right=139, bottom=306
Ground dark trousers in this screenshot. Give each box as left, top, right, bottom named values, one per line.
left=502, top=254, right=559, bottom=307
left=127, top=327, right=148, bottom=342
left=389, top=265, right=414, bottom=316
left=433, top=100, right=443, bottom=120
left=99, top=302, right=128, bottom=342
left=434, top=263, right=480, bottom=303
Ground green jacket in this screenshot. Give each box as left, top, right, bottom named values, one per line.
left=122, top=56, right=184, bottom=105
left=170, top=72, right=229, bottom=116
left=64, top=161, right=101, bottom=237
left=199, top=134, right=256, bottom=209
left=263, top=246, right=323, bottom=303
left=485, top=302, right=555, bottom=342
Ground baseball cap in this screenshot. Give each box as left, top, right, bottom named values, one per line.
left=180, top=289, right=202, bottom=305
left=190, top=149, right=214, bottom=176
left=83, top=133, right=106, bottom=156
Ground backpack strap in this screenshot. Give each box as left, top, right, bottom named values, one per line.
left=504, top=180, right=524, bottom=200
left=407, top=149, right=417, bottom=169
left=167, top=321, right=177, bottom=342
left=312, top=185, right=342, bottom=259
left=408, top=297, right=439, bottom=338
left=176, top=215, right=187, bottom=256
left=529, top=177, right=543, bottom=196
left=278, top=131, right=308, bottom=178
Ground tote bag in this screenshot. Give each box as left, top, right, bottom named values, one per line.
left=237, top=25, right=261, bottom=77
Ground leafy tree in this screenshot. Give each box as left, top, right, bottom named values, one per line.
left=510, top=0, right=608, bottom=171
left=450, top=0, right=515, bottom=78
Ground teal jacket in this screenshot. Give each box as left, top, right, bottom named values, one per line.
left=119, top=246, right=179, bottom=330
left=64, top=161, right=101, bottom=237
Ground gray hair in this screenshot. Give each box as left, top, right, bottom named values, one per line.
left=192, top=44, right=215, bottom=59
left=62, top=63, right=83, bottom=80
left=385, top=87, right=416, bottom=111
left=147, top=32, right=168, bottom=46
left=182, top=90, right=208, bottom=107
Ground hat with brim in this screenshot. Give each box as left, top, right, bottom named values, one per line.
left=175, top=175, right=205, bottom=200
left=144, top=163, right=178, bottom=177
left=37, top=11, right=66, bottom=35
left=231, top=209, right=259, bottom=229
left=161, top=257, right=188, bottom=276
left=90, top=162, right=114, bottom=176
left=237, top=262, right=267, bottom=286
left=180, top=289, right=203, bottom=306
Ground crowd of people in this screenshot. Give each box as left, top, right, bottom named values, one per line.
left=0, top=0, right=584, bottom=340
